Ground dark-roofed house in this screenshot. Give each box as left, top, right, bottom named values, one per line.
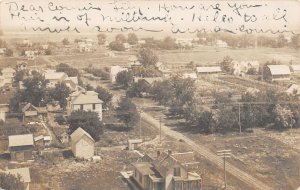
left=8, top=134, right=34, bottom=161
left=71, top=127, right=95, bottom=159
left=265, top=65, right=291, bottom=82
left=132, top=151, right=202, bottom=190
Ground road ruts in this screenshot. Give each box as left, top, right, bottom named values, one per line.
left=141, top=111, right=272, bottom=190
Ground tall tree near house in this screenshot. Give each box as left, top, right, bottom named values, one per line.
left=0, top=173, right=24, bottom=190
left=219, top=56, right=234, bottom=74
left=137, top=48, right=159, bottom=67
left=116, top=70, right=133, bottom=88
left=56, top=63, right=79, bottom=77
left=109, top=41, right=125, bottom=51
left=95, top=86, right=113, bottom=108
left=117, top=97, right=140, bottom=128
left=276, top=34, right=287, bottom=48
left=115, top=34, right=127, bottom=43
left=68, top=110, right=103, bottom=141
left=48, top=82, right=71, bottom=109
left=291, top=34, right=300, bottom=49
left=126, top=79, right=149, bottom=98
left=127, top=33, right=138, bottom=45
left=97, top=33, right=107, bottom=45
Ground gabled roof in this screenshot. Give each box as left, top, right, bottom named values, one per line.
left=196, top=66, right=222, bottom=73
left=267, top=65, right=291, bottom=75
left=22, top=103, right=38, bottom=113
left=71, top=91, right=103, bottom=105
left=44, top=71, right=67, bottom=80
left=71, top=127, right=94, bottom=144
left=7, top=167, right=31, bottom=183
left=8, top=134, right=34, bottom=147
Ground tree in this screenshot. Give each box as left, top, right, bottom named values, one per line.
left=5, top=49, right=13, bottom=57
left=127, top=33, right=138, bottom=45
left=62, top=38, right=70, bottom=45
left=95, top=86, right=113, bottom=108
left=273, top=104, right=295, bottom=129
left=14, top=70, right=28, bottom=83
left=56, top=63, right=79, bottom=77
left=137, top=48, right=158, bottom=67
left=117, top=97, right=140, bottom=127
left=276, top=34, right=287, bottom=48
left=160, top=36, right=178, bottom=50
left=0, top=39, right=7, bottom=48
left=0, top=173, right=24, bottom=190
left=116, top=70, right=133, bottom=88
left=68, top=110, right=103, bottom=141
left=97, top=34, right=107, bottom=45
left=220, top=56, right=234, bottom=74
left=127, top=79, right=149, bottom=98
left=115, top=34, right=126, bottom=43
left=109, top=41, right=125, bottom=51
left=48, top=82, right=71, bottom=109
left=291, top=34, right=300, bottom=49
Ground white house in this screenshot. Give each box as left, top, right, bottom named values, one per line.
left=7, top=167, right=31, bottom=190
left=66, top=90, right=103, bottom=120
left=25, top=51, right=38, bottom=59
left=110, top=66, right=128, bottom=83
left=44, top=70, right=68, bottom=88
left=266, top=65, right=291, bottom=81
left=233, top=60, right=260, bottom=75
left=1, top=67, right=16, bottom=85
left=0, top=48, right=6, bottom=56
left=71, top=127, right=95, bottom=159
left=216, top=40, right=228, bottom=48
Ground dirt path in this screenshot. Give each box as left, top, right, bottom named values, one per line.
left=140, top=111, right=272, bottom=190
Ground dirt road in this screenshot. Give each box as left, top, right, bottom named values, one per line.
left=140, top=111, right=272, bottom=190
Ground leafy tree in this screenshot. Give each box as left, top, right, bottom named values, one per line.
left=276, top=34, right=287, bottom=48
left=68, top=110, right=103, bottom=141
left=109, top=41, right=125, bottom=51
left=97, top=34, right=107, bottom=45
left=9, top=90, right=23, bottom=112
left=117, top=97, right=139, bottom=127
left=56, top=63, right=79, bottom=77
left=273, top=104, right=295, bottom=129
left=160, top=36, right=178, bottom=50
left=131, top=66, right=162, bottom=78
left=137, top=48, right=158, bottom=67
left=291, top=34, right=300, bottom=49
left=0, top=39, right=7, bottom=48
left=45, top=49, right=52, bottom=55
left=151, top=80, right=174, bottom=105
left=116, top=70, right=133, bottom=88
left=95, top=86, right=113, bottom=108
left=48, top=82, right=71, bottom=109
left=246, top=67, right=257, bottom=75
left=62, top=38, right=70, bottom=45
left=127, top=33, right=138, bottom=45
left=14, top=70, right=28, bottom=83
left=0, top=173, right=24, bottom=190
left=127, top=79, right=149, bottom=98
left=115, top=34, right=126, bottom=43
left=220, top=56, right=234, bottom=74
left=5, top=49, right=13, bottom=57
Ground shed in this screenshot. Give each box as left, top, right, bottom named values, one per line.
left=8, top=134, right=34, bottom=161
left=128, top=139, right=143, bottom=150
left=266, top=65, right=291, bottom=81
left=70, top=127, right=95, bottom=159
left=7, top=167, right=31, bottom=190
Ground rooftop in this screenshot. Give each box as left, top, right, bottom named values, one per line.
left=71, top=127, right=94, bottom=143
left=196, top=66, right=222, bottom=73
left=7, top=167, right=31, bottom=183
left=8, top=134, right=34, bottom=147
left=267, top=65, right=291, bottom=75
left=71, top=91, right=103, bottom=105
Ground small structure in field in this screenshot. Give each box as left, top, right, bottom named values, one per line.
left=182, top=72, right=198, bottom=79
left=128, top=139, right=143, bottom=150
left=70, top=127, right=95, bottom=159
left=196, top=66, right=222, bottom=75
left=7, top=167, right=31, bottom=190
left=8, top=134, right=34, bottom=161
left=265, top=65, right=291, bottom=82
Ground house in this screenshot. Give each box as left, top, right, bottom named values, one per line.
left=233, top=60, right=259, bottom=75
left=182, top=72, right=197, bottom=79
left=128, top=139, right=143, bottom=150
left=44, top=70, right=68, bottom=88
left=291, top=65, right=300, bottom=75
left=66, top=90, right=103, bottom=120
left=22, top=103, right=47, bottom=118
left=265, top=65, right=291, bottom=81
left=8, top=134, right=34, bottom=161
left=78, top=42, right=92, bottom=53
left=7, top=167, right=31, bottom=190
left=286, top=84, right=300, bottom=96
left=132, top=151, right=202, bottom=190
left=0, top=48, right=6, bottom=56
left=196, top=66, right=222, bottom=75
left=0, top=90, right=15, bottom=122
left=71, top=127, right=95, bottom=159
left=215, top=40, right=228, bottom=48
left=34, top=135, right=51, bottom=147
left=65, top=76, right=79, bottom=91
left=1, top=67, right=16, bottom=85
left=110, top=66, right=128, bottom=83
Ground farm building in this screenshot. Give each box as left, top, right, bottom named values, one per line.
left=265, top=65, right=291, bottom=82
left=110, top=66, right=128, bottom=83
left=66, top=90, right=103, bottom=120
left=8, top=134, right=34, bottom=161
left=70, top=127, right=95, bottom=159
left=286, top=84, right=300, bottom=96
left=196, top=66, right=222, bottom=75
left=7, top=167, right=31, bottom=190
left=132, top=151, right=202, bottom=190
left=291, top=65, right=300, bottom=75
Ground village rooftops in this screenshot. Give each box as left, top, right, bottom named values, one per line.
left=7, top=167, right=31, bottom=183
left=70, top=91, right=103, bottom=105
left=267, top=65, right=291, bottom=75
left=196, top=66, right=222, bottom=73
left=44, top=71, right=67, bottom=80
left=71, top=127, right=94, bottom=144
left=8, top=134, right=34, bottom=147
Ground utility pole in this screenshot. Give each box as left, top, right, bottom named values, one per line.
left=139, top=110, right=142, bottom=139
left=159, top=117, right=162, bottom=142
left=238, top=103, right=241, bottom=133
left=217, top=150, right=232, bottom=189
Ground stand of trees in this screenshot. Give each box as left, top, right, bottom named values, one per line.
left=116, top=70, right=134, bottom=88
left=117, top=97, right=140, bottom=128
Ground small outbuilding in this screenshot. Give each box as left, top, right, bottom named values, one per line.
left=70, top=127, right=95, bottom=159
left=7, top=167, right=31, bottom=190
left=8, top=134, right=34, bottom=161
left=265, top=65, right=291, bottom=81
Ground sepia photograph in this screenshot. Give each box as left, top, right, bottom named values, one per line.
left=0, top=0, right=300, bottom=189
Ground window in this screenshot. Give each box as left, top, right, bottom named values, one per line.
left=174, top=167, right=181, bottom=176
left=93, top=104, right=96, bottom=110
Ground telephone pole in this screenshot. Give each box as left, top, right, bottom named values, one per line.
left=217, top=150, right=232, bottom=189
